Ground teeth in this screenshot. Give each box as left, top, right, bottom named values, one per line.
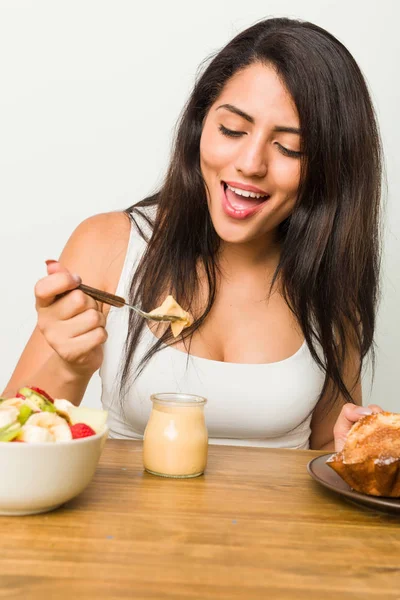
left=226, top=184, right=268, bottom=199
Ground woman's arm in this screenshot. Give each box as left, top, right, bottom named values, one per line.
left=309, top=343, right=382, bottom=451
left=2, top=211, right=130, bottom=405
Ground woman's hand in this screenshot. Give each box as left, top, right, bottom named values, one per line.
left=333, top=403, right=383, bottom=452
left=35, top=260, right=107, bottom=378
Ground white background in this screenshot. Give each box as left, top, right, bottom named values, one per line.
left=0, top=0, right=399, bottom=411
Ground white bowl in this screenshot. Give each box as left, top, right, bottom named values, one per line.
left=0, top=426, right=109, bottom=516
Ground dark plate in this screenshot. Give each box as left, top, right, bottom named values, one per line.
left=307, top=454, right=400, bottom=515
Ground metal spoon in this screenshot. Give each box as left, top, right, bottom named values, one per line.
left=77, top=284, right=185, bottom=323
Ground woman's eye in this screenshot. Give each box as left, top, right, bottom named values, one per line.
left=275, top=142, right=302, bottom=158
left=218, top=124, right=245, bottom=138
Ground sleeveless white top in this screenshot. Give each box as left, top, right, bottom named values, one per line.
left=100, top=212, right=325, bottom=449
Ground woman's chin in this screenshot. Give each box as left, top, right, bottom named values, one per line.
left=211, top=219, right=258, bottom=245
left=208, top=196, right=270, bottom=245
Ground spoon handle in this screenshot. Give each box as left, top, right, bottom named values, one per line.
left=77, top=283, right=127, bottom=308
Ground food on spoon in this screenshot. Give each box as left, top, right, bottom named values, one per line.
left=0, top=387, right=108, bottom=443
left=149, top=295, right=193, bottom=337
left=327, top=411, right=400, bottom=497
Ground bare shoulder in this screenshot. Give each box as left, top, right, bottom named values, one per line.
left=58, top=211, right=131, bottom=295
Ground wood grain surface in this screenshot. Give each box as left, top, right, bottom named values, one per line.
left=0, top=440, right=399, bottom=600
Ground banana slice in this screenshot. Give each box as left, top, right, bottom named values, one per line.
left=20, top=426, right=54, bottom=443
left=54, top=399, right=75, bottom=421
left=0, top=398, right=23, bottom=408
left=20, top=412, right=72, bottom=443
left=0, top=406, right=19, bottom=429
left=1, top=397, right=41, bottom=412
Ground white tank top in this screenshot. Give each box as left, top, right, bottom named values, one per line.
left=100, top=211, right=325, bottom=448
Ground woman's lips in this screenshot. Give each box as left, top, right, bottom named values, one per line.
left=220, top=183, right=270, bottom=220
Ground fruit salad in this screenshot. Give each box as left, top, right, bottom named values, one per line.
left=0, top=387, right=108, bottom=443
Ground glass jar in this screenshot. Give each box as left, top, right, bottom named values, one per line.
left=143, top=393, right=208, bottom=478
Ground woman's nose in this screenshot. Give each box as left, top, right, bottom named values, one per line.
left=235, top=139, right=268, bottom=179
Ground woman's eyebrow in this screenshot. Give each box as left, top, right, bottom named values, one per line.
left=217, top=103, right=254, bottom=123
left=274, top=126, right=301, bottom=134
left=216, top=104, right=301, bottom=134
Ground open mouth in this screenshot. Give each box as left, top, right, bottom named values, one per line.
left=221, top=182, right=270, bottom=219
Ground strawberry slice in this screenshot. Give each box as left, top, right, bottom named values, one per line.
left=29, top=386, right=55, bottom=404
left=69, top=423, right=96, bottom=439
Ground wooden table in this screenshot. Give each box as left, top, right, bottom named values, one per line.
left=1, top=441, right=400, bottom=599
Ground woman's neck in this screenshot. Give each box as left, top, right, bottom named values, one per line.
left=218, top=235, right=281, bottom=280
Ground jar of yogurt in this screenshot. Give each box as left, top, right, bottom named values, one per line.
left=143, top=393, right=208, bottom=478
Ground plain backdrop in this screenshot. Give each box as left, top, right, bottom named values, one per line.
left=0, top=0, right=399, bottom=410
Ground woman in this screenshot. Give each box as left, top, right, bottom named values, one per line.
left=3, top=17, right=383, bottom=450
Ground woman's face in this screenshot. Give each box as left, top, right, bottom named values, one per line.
left=200, top=62, right=302, bottom=247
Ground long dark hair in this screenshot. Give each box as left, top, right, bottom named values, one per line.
left=121, top=17, right=382, bottom=411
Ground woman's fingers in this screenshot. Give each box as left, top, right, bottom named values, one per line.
left=366, top=404, right=383, bottom=414
left=63, top=308, right=106, bottom=338
left=43, top=308, right=105, bottom=344
left=52, top=289, right=99, bottom=320
left=333, top=403, right=383, bottom=452
left=33, top=260, right=107, bottom=376
left=35, top=265, right=81, bottom=309
left=46, top=327, right=108, bottom=366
